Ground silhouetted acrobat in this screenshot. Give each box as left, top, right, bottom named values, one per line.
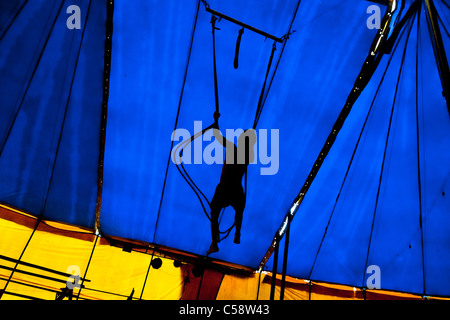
left=207, top=111, right=257, bottom=255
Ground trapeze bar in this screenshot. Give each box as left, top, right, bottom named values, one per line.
left=205, top=7, right=284, bottom=43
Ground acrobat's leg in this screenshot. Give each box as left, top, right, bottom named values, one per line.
left=234, top=210, right=242, bottom=244
left=232, top=189, right=246, bottom=244
left=207, top=185, right=224, bottom=255
left=207, top=206, right=220, bottom=255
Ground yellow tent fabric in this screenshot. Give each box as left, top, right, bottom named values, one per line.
left=1, top=205, right=447, bottom=300
left=0, top=205, right=184, bottom=300
left=216, top=272, right=427, bottom=300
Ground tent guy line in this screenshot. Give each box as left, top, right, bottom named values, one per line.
left=260, top=0, right=405, bottom=296
left=415, top=4, right=425, bottom=296
left=258, top=0, right=402, bottom=272
left=95, top=0, right=114, bottom=234
left=307, top=6, right=417, bottom=284
left=0, top=0, right=65, bottom=158
left=361, top=7, right=417, bottom=290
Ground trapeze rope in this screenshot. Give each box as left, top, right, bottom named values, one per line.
left=173, top=11, right=278, bottom=242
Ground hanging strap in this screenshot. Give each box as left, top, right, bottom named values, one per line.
left=234, top=27, right=244, bottom=69
left=253, top=42, right=277, bottom=129
left=173, top=123, right=215, bottom=220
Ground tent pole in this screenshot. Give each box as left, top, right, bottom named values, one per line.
left=308, top=281, right=312, bottom=300
left=269, top=236, right=279, bottom=300
left=256, top=270, right=262, bottom=300
left=95, top=0, right=114, bottom=233
left=424, top=0, right=450, bottom=116
left=279, top=213, right=291, bottom=300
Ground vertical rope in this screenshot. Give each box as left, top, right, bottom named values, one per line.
left=75, top=234, right=98, bottom=300
left=415, top=2, right=427, bottom=296
left=153, top=0, right=201, bottom=244
left=253, top=42, right=277, bottom=129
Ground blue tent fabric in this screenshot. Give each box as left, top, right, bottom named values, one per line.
left=272, top=1, right=450, bottom=296
left=102, top=0, right=384, bottom=267
left=0, top=0, right=449, bottom=297
left=0, top=0, right=105, bottom=227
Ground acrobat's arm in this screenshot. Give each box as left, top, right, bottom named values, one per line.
left=212, top=112, right=236, bottom=151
